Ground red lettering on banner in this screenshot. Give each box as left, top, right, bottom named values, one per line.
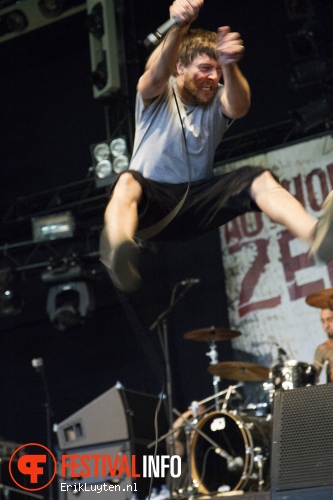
left=239, top=239, right=281, bottom=317
left=224, top=219, right=242, bottom=252
left=327, top=261, right=333, bottom=285
left=306, top=168, right=329, bottom=211
left=240, top=212, right=263, bottom=238
left=327, top=162, right=333, bottom=188
left=278, top=230, right=325, bottom=300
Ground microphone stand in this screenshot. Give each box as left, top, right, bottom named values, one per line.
left=32, top=359, right=54, bottom=500
left=149, top=282, right=196, bottom=489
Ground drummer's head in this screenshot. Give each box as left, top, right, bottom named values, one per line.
left=320, top=308, right=333, bottom=338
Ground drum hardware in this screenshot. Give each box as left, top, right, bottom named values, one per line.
left=208, top=361, right=270, bottom=383
left=172, top=407, right=244, bottom=494
left=190, top=411, right=271, bottom=494
left=184, top=327, right=242, bottom=411
left=190, top=383, right=244, bottom=415
left=253, top=447, right=266, bottom=492
left=270, top=360, right=316, bottom=391
left=206, top=340, right=221, bottom=411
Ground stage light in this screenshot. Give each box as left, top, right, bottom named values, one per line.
left=91, top=137, right=130, bottom=188
left=290, top=59, right=332, bottom=89
left=0, top=268, right=23, bottom=316
left=284, top=0, right=314, bottom=20
left=46, top=281, right=95, bottom=331
left=38, top=0, right=64, bottom=17
left=293, top=97, right=333, bottom=133
left=93, top=142, right=109, bottom=162
left=113, top=154, right=129, bottom=174
left=287, top=20, right=323, bottom=63
left=38, top=0, right=85, bottom=18
left=31, top=212, right=75, bottom=242
left=0, top=9, right=28, bottom=36
left=110, top=137, right=127, bottom=157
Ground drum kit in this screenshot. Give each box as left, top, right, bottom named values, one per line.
left=178, top=308, right=322, bottom=496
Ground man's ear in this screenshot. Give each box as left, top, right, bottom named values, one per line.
left=176, top=60, right=185, bottom=75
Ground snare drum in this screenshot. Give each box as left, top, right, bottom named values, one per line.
left=190, top=411, right=271, bottom=493
left=270, top=360, right=316, bottom=390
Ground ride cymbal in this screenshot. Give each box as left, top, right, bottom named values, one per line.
left=306, top=288, right=333, bottom=309
left=184, top=327, right=241, bottom=342
left=208, top=361, right=270, bottom=382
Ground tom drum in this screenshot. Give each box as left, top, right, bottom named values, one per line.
left=270, top=360, right=316, bottom=391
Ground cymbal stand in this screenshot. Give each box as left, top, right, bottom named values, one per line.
left=221, top=384, right=233, bottom=412
left=253, top=447, right=266, bottom=492
left=206, top=336, right=220, bottom=410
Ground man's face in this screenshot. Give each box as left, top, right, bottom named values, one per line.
left=320, top=309, right=333, bottom=338
left=177, top=53, right=222, bottom=105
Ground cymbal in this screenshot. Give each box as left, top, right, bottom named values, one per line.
left=208, top=361, right=270, bottom=382
left=184, top=327, right=241, bottom=342
left=306, top=288, right=333, bottom=309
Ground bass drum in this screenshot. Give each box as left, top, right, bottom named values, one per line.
left=190, top=411, right=271, bottom=493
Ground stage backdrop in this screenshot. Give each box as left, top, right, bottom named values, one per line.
left=217, top=132, right=333, bottom=394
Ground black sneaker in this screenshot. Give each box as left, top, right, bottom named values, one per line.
left=310, top=191, right=333, bottom=264
left=99, top=229, right=142, bottom=293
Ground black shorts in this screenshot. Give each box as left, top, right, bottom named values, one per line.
left=111, top=165, right=268, bottom=242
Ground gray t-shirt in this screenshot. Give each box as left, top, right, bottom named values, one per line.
left=129, top=76, right=231, bottom=184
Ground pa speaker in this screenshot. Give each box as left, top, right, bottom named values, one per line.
left=271, top=383, right=333, bottom=500
left=56, top=385, right=169, bottom=450
left=86, top=0, right=121, bottom=98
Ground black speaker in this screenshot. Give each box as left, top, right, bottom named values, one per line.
left=271, top=384, right=333, bottom=500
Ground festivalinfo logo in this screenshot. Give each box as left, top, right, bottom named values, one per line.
left=9, top=443, right=181, bottom=493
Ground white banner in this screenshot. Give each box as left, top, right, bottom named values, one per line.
left=217, top=133, right=333, bottom=386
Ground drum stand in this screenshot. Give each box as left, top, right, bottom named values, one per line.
left=253, top=447, right=267, bottom=492
left=206, top=338, right=221, bottom=411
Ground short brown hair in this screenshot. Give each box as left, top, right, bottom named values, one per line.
left=178, top=29, right=217, bottom=66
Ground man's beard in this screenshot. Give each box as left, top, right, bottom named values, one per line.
left=183, top=76, right=216, bottom=105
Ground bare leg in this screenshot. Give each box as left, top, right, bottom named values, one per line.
left=100, top=173, right=143, bottom=293
left=104, top=172, right=142, bottom=248
left=250, top=171, right=317, bottom=245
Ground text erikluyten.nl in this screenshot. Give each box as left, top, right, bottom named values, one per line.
left=60, top=483, right=137, bottom=494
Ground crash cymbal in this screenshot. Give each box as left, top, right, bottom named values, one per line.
left=208, top=361, right=270, bottom=382
left=306, top=288, right=333, bottom=309
left=184, top=327, right=241, bottom=342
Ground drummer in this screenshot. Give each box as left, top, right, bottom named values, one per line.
left=313, top=308, right=333, bottom=383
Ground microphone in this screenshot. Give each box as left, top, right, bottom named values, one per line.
left=180, top=278, right=201, bottom=286
left=144, top=17, right=179, bottom=48
left=215, top=447, right=244, bottom=471
left=275, top=343, right=287, bottom=356
left=31, top=358, right=44, bottom=371
left=227, top=456, right=244, bottom=471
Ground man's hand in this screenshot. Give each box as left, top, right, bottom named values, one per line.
left=170, top=0, right=204, bottom=26
left=217, top=26, right=245, bottom=66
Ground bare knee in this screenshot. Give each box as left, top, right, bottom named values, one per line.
left=250, top=170, right=281, bottom=200
left=111, top=172, right=142, bottom=204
